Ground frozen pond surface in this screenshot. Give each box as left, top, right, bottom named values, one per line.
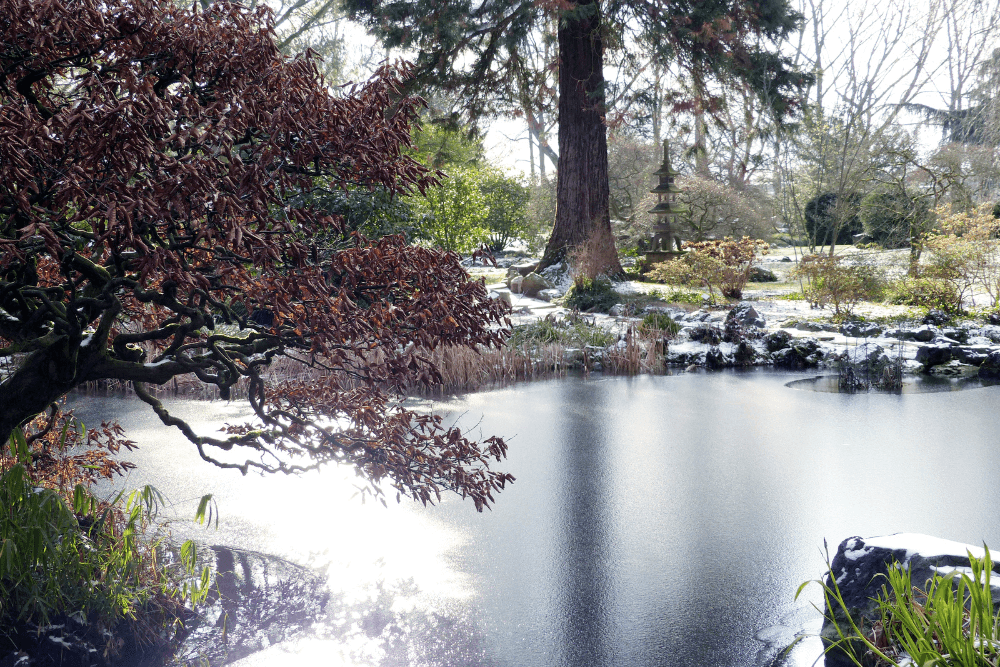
left=70, top=369, right=1000, bottom=666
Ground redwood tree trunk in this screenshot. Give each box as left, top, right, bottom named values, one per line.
left=538, top=0, right=622, bottom=275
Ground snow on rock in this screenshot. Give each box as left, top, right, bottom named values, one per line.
left=821, top=534, right=1000, bottom=666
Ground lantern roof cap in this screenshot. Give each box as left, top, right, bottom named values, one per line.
left=652, top=139, right=681, bottom=177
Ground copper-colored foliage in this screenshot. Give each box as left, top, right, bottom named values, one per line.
left=0, top=405, right=136, bottom=500
left=0, top=0, right=512, bottom=509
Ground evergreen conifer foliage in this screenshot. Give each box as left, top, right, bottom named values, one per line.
left=346, top=0, right=810, bottom=271
left=0, top=0, right=513, bottom=510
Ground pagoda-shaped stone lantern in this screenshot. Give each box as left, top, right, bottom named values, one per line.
left=643, top=139, right=686, bottom=265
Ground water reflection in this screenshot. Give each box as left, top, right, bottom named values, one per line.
left=787, top=373, right=998, bottom=393
left=554, top=381, right=613, bottom=667
left=67, top=370, right=1000, bottom=667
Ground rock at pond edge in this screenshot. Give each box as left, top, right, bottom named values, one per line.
left=821, top=534, right=1000, bottom=667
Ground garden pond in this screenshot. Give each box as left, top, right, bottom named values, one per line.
left=71, top=368, right=1000, bottom=667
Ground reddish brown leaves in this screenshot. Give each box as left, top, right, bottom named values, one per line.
left=0, top=0, right=512, bottom=510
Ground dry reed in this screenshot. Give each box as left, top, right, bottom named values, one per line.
left=74, top=322, right=674, bottom=401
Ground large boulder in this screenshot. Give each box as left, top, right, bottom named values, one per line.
left=886, top=327, right=916, bottom=341
left=845, top=342, right=890, bottom=369
left=915, top=344, right=953, bottom=368
left=822, top=534, right=1000, bottom=666
left=771, top=339, right=822, bottom=368
left=912, top=325, right=936, bottom=342
left=726, top=302, right=766, bottom=329
left=840, top=321, right=883, bottom=338
left=521, top=272, right=553, bottom=298
left=979, top=350, right=1000, bottom=380
left=748, top=266, right=778, bottom=282
left=941, top=327, right=970, bottom=344
left=511, top=261, right=539, bottom=277
left=923, top=309, right=951, bottom=326
left=536, top=288, right=561, bottom=303
left=763, top=330, right=792, bottom=353
left=953, top=346, right=991, bottom=366
left=490, top=290, right=513, bottom=307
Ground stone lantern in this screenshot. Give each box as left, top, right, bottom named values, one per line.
left=643, top=139, right=686, bottom=265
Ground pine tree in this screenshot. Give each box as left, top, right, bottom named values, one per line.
left=346, top=0, right=810, bottom=271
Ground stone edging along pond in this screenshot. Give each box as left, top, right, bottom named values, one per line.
left=488, top=297, right=1000, bottom=383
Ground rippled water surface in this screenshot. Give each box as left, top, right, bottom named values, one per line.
left=70, top=370, right=1000, bottom=667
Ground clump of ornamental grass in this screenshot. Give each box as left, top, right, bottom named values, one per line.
left=0, top=413, right=213, bottom=662
left=563, top=275, right=621, bottom=313
left=796, top=545, right=1000, bottom=667
left=638, top=312, right=681, bottom=337
left=508, top=314, right=617, bottom=348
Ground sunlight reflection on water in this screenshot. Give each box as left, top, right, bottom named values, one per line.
left=68, top=370, right=1000, bottom=667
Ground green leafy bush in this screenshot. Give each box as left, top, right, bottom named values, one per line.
left=306, top=185, right=417, bottom=241
left=411, top=166, right=490, bottom=253
left=804, top=191, right=863, bottom=247
left=639, top=313, right=680, bottom=336
left=859, top=188, right=932, bottom=249
left=885, top=277, right=963, bottom=313
left=661, top=290, right=707, bottom=305
left=508, top=315, right=616, bottom=348
left=563, top=276, right=620, bottom=313
left=793, top=254, right=885, bottom=316
left=479, top=169, right=531, bottom=252
left=0, top=425, right=211, bottom=657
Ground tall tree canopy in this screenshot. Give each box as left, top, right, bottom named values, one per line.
left=346, top=0, right=810, bottom=271
left=0, top=0, right=513, bottom=509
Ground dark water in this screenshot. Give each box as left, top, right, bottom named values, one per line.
left=69, top=370, right=1000, bottom=667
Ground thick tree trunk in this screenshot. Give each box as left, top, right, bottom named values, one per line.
left=0, top=344, right=88, bottom=444
left=538, top=0, right=621, bottom=275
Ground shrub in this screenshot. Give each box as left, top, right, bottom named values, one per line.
left=0, top=424, right=211, bottom=657
left=885, top=277, right=963, bottom=313
left=920, top=203, right=1000, bottom=310
left=563, top=276, right=620, bottom=313
left=663, top=290, right=707, bottom=305
left=639, top=313, right=680, bottom=337
left=480, top=169, right=531, bottom=252
left=647, top=237, right=769, bottom=301
left=301, top=185, right=417, bottom=242
left=859, top=188, right=932, bottom=249
left=804, top=192, right=863, bottom=247
left=793, top=254, right=885, bottom=316
left=411, top=166, right=490, bottom=253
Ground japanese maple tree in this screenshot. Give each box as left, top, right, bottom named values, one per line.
left=0, top=0, right=513, bottom=509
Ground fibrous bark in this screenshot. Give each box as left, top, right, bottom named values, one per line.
left=539, top=0, right=621, bottom=275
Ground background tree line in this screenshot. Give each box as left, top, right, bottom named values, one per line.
left=277, top=0, right=1000, bottom=267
